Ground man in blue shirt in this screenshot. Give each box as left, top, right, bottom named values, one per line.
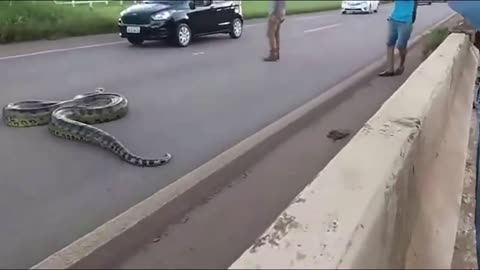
left=379, top=0, right=418, bottom=77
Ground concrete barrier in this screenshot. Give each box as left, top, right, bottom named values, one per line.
left=230, top=33, right=479, bottom=269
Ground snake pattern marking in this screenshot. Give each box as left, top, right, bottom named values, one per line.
left=2, top=88, right=172, bottom=167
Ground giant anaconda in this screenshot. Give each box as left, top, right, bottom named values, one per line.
left=2, top=88, right=172, bottom=167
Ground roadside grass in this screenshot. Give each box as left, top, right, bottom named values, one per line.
left=242, top=1, right=341, bottom=19
left=0, top=0, right=342, bottom=44
left=422, top=27, right=451, bottom=59
left=0, top=1, right=127, bottom=43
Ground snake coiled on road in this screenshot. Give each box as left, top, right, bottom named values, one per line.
left=2, top=88, right=172, bottom=167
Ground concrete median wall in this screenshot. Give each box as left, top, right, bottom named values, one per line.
left=230, top=33, right=479, bottom=269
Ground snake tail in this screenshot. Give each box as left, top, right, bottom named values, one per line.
left=49, top=110, right=172, bottom=167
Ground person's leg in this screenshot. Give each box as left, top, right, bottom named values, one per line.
left=379, top=20, right=398, bottom=76
left=275, top=20, right=281, bottom=59
left=264, top=16, right=280, bottom=61
left=385, top=45, right=395, bottom=72
left=394, top=22, right=413, bottom=75
left=268, top=16, right=276, bottom=50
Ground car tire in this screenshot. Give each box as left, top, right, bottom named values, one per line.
left=341, top=10, right=347, bottom=14
left=127, top=37, right=144, bottom=46
left=229, top=18, right=243, bottom=39
left=175, top=23, right=192, bottom=47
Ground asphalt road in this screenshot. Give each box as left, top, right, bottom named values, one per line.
left=0, top=3, right=454, bottom=268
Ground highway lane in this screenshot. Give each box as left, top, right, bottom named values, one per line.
left=0, top=3, right=453, bottom=268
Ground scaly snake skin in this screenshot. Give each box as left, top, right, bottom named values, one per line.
left=2, top=88, right=172, bottom=167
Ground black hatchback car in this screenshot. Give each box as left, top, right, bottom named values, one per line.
left=118, top=0, right=244, bottom=47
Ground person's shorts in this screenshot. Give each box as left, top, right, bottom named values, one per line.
left=387, top=19, right=413, bottom=49
left=266, top=13, right=284, bottom=37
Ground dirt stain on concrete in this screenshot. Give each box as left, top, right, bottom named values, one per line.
left=250, top=212, right=300, bottom=253
left=296, top=252, right=307, bottom=261
left=293, top=197, right=306, bottom=204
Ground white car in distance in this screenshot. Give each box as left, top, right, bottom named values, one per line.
left=341, top=0, right=380, bottom=14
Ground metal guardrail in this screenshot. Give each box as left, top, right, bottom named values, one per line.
left=7, top=0, right=134, bottom=7
left=52, top=0, right=136, bottom=7
left=53, top=0, right=113, bottom=7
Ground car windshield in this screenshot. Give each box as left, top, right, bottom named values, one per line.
left=141, top=0, right=187, bottom=5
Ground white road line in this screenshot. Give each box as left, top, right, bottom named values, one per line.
left=0, top=41, right=125, bottom=61
left=295, top=14, right=332, bottom=21
left=244, top=22, right=264, bottom=28
left=192, top=52, right=205, bottom=56
left=303, top=23, right=341, bottom=33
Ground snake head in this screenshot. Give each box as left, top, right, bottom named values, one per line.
left=73, top=88, right=105, bottom=99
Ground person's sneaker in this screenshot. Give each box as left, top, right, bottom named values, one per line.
left=378, top=70, right=395, bottom=77
left=394, top=66, right=405, bottom=76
